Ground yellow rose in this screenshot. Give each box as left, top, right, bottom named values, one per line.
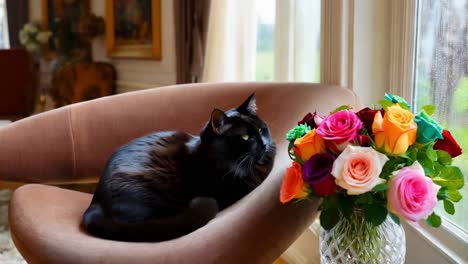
left=372, top=104, right=417, bottom=155
left=293, top=129, right=325, bottom=161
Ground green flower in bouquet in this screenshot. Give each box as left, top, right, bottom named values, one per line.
left=286, top=124, right=311, bottom=141
left=384, top=93, right=410, bottom=109
left=415, top=110, right=443, bottom=144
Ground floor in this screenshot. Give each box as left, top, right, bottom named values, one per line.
left=0, top=190, right=26, bottom=264
left=0, top=121, right=26, bottom=263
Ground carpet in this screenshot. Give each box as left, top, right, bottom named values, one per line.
left=0, top=190, right=26, bottom=264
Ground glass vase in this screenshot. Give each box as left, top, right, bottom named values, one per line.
left=320, top=210, right=406, bottom=264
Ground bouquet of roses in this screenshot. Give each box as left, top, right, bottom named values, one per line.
left=279, top=93, right=464, bottom=230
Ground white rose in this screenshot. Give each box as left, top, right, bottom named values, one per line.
left=331, top=145, right=388, bottom=195
left=25, top=42, right=40, bottom=52
left=24, top=23, right=35, bottom=33
left=36, top=31, right=51, bottom=44
left=19, top=30, right=28, bottom=45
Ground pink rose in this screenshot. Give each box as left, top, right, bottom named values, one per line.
left=387, top=161, right=440, bottom=222
left=316, top=110, right=363, bottom=152
left=331, top=145, right=388, bottom=195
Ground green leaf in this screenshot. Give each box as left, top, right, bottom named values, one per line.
left=443, top=200, right=455, bottom=215
left=339, top=199, right=355, bottom=219
left=288, top=140, right=295, bottom=151
left=426, top=147, right=438, bottom=162
left=331, top=105, right=350, bottom=114
left=407, top=146, right=419, bottom=163
left=379, top=100, right=394, bottom=110
left=418, top=156, right=435, bottom=176
left=421, top=105, right=436, bottom=116
left=389, top=212, right=401, bottom=225
left=372, top=183, right=389, bottom=192
left=433, top=166, right=465, bottom=190
left=288, top=140, right=296, bottom=160
left=437, top=187, right=449, bottom=200
left=434, top=162, right=445, bottom=176
left=379, top=158, right=406, bottom=179
left=355, top=193, right=374, bottom=205
left=320, top=208, right=340, bottom=230
left=320, top=195, right=339, bottom=210
left=364, top=205, right=388, bottom=227
left=436, top=150, right=452, bottom=166
left=397, top=102, right=410, bottom=110
left=447, top=190, right=462, bottom=202
left=426, top=212, right=442, bottom=228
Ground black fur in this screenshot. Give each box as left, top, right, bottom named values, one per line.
left=82, top=94, right=276, bottom=242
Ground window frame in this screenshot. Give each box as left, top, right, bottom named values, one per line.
left=390, top=0, right=468, bottom=263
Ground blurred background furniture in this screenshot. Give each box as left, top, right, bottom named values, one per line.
left=0, top=49, right=35, bottom=121
left=2, top=83, right=359, bottom=264
left=50, top=62, right=116, bottom=108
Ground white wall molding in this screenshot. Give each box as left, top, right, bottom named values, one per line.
left=320, top=0, right=354, bottom=88
left=388, top=0, right=417, bottom=102
left=404, top=220, right=468, bottom=264
left=351, top=0, right=391, bottom=106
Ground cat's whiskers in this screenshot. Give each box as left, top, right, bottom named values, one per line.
left=220, top=153, right=250, bottom=181
left=220, top=152, right=255, bottom=181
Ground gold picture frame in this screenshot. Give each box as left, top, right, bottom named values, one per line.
left=106, top=0, right=162, bottom=60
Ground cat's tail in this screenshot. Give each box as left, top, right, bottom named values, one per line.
left=82, top=197, right=219, bottom=242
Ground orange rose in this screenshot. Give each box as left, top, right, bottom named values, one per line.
left=372, top=104, right=417, bottom=155
left=280, top=162, right=308, bottom=204
left=293, top=129, right=325, bottom=161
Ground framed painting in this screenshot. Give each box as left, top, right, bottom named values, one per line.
left=41, top=0, right=91, bottom=58
left=106, top=0, right=162, bottom=60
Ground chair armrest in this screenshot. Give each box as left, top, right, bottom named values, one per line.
left=0, top=107, right=75, bottom=183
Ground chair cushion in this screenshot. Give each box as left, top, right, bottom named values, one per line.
left=9, top=184, right=216, bottom=264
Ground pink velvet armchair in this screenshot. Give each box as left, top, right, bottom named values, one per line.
left=1, top=83, right=360, bottom=263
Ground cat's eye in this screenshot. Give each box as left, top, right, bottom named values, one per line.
left=241, top=134, right=249, bottom=141
left=258, top=128, right=262, bottom=133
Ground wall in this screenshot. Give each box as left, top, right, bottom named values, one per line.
left=352, top=0, right=390, bottom=106
left=29, top=0, right=177, bottom=93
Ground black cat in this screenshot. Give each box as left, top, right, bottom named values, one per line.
left=82, top=94, right=276, bottom=242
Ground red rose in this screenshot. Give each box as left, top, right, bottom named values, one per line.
left=358, top=134, right=371, bottom=147
left=311, top=174, right=339, bottom=196
left=356, top=107, right=383, bottom=136
left=298, top=112, right=322, bottom=129
left=434, top=130, right=462, bottom=158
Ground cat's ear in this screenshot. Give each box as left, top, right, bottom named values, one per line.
left=238, top=93, right=257, bottom=114
left=211, top=109, right=230, bottom=134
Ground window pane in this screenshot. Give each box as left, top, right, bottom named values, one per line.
left=255, top=0, right=321, bottom=82
left=255, top=0, right=275, bottom=81
left=414, top=0, right=468, bottom=232
left=0, top=0, right=8, bottom=49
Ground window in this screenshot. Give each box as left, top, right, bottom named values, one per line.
left=413, top=0, right=467, bottom=232
left=255, top=0, right=275, bottom=81
left=254, top=0, right=321, bottom=82
left=0, top=0, right=8, bottom=49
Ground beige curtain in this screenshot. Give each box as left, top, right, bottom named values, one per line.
left=202, top=0, right=258, bottom=82
left=274, top=0, right=321, bottom=82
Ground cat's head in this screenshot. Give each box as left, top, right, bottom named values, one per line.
left=201, top=94, right=276, bottom=185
